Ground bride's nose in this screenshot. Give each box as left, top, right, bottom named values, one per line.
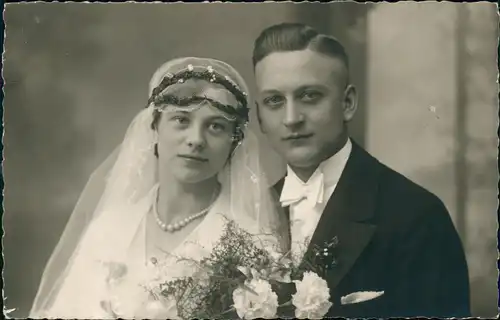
left=185, top=124, right=206, bottom=149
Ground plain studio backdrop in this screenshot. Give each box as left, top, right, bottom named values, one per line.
left=2, top=2, right=498, bottom=318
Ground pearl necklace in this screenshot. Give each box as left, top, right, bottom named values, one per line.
left=153, top=185, right=220, bottom=233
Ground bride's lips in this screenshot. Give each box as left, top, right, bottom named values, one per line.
left=178, top=154, right=208, bottom=163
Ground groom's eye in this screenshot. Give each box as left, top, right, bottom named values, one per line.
left=299, top=90, right=323, bottom=104
left=262, top=95, right=285, bottom=108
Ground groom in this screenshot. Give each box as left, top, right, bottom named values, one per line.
left=252, top=23, right=470, bottom=318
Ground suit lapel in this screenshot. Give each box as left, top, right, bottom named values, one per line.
left=274, top=142, right=383, bottom=289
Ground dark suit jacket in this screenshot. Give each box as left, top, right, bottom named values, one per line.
left=273, top=141, right=470, bottom=318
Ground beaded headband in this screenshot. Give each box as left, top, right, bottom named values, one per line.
left=147, top=64, right=249, bottom=124
left=147, top=63, right=250, bottom=142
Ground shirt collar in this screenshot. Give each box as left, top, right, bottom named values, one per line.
left=319, top=138, right=352, bottom=187
left=280, top=138, right=352, bottom=204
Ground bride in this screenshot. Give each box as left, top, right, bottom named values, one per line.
left=30, top=57, right=288, bottom=319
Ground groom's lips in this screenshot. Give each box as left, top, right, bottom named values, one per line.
left=282, top=133, right=314, bottom=141
left=178, top=154, right=208, bottom=162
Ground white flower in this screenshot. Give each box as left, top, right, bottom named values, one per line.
left=292, top=271, right=333, bottom=319
left=108, top=276, right=149, bottom=317
left=134, top=296, right=179, bottom=320
left=232, top=278, right=279, bottom=319
left=237, top=261, right=291, bottom=285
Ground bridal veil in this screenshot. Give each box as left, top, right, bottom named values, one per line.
left=30, top=57, right=287, bottom=317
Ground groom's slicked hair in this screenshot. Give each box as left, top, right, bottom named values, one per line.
left=252, top=23, right=349, bottom=70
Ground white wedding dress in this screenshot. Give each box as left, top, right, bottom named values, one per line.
left=43, top=184, right=256, bottom=319
left=31, top=57, right=287, bottom=319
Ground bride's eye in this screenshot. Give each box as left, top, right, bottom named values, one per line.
left=170, top=115, right=190, bottom=126
left=208, top=122, right=227, bottom=133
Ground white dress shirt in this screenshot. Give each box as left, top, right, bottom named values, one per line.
left=279, top=139, right=352, bottom=264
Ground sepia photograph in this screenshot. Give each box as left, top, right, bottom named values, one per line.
left=2, top=2, right=498, bottom=319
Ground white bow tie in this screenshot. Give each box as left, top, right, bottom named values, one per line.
left=280, top=171, right=325, bottom=208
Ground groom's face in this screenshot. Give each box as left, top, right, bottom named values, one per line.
left=255, top=49, right=356, bottom=169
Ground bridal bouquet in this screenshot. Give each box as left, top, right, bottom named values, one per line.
left=138, top=220, right=341, bottom=319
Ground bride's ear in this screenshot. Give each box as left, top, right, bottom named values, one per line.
left=153, top=131, right=159, bottom=158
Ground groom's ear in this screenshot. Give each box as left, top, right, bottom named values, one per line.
left=255, top=102, right=266, bottom=133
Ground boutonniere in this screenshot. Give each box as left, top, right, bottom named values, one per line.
left=307, top=236, right=340, bottom=275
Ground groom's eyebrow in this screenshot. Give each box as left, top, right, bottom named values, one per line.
left=295, top=84, right=328, bottom=92
left=260, top=89, right=282, bottom=95
left=260, top=84, right=325, bottom=95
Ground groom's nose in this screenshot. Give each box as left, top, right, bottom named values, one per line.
left=283, top=101, right=304, bottom=128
